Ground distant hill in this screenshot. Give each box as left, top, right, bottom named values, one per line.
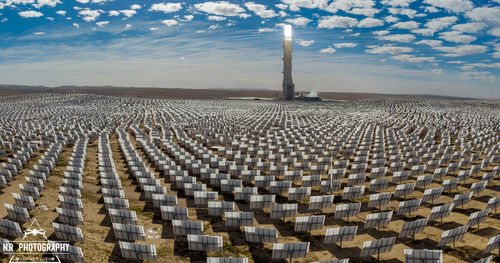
left=0, top=84, right=484, bottom=101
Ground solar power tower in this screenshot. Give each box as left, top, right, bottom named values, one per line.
left=282, top=24, right=295, bottom=100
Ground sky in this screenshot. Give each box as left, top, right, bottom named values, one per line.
left=0, top=0, right=499, bottom=98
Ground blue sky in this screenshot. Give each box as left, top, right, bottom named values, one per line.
left=0, top=0, right=499, bottom=98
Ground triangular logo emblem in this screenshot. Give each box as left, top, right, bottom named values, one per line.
left=9, top=219, right=61, bottom=263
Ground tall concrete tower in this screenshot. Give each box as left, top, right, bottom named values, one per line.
left=282, top=24, right=295, bottom=100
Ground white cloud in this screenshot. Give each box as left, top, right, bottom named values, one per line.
left=379, top=34, right=416, bottom=43
left=318, top=15, right=357, bottom=29
left=244, top=2, right=278, bottom=18
left=489, top=27, right=500, bottom=37
left=411, top=28, right=433, bottom=36
left=384, top=15, right=399, bottom=23
left=56, top=10, right=66, bottom=16
left=207, top=15, right=226, bottom=21
left=108, top=10, right=119, bottom=16
left=461, top=71, right=497, bottom=83
left=388, top=8, right=417, bottom=18
left=79, top=9, right=100, bottom=22
left=432, top=68, right=443, bottom=74
left=208, top=24, right=219, bottom=30
left=372, top=30, right=390, bottom=36
left=162, top=19, right=178, bottom=27
left=422, top=0, right=473, bottom=13
left=282, top=0, right=329, bottom=11
left=439, top=31, right=476, bottom=44
left=285, top=16, right=312, bottom=26
left=149, top=27, right=158, bottom=31
left=413, top=16, right=457, bottom=36
left=334, top=42, right=358, bottom=48
left=433, top=44, right=487, bottom=57
left=72, top=23, right=79, bottom=28
left=423, top=6, right=440, bottom=13
left=258, top=27, right=275, bottom=32
left=34, top=31, right=44, bottom=35
left=465, top=7, right=500, bottom=24
left=130, top=4, right=141, bottom=10
left=2, top=0, right=35, bottom=5
left=451, top=22, right=486, bottom=33
left=182, top=15, right=194, bottom=21
left=319, top=47, right=336, bottom=53
left=326, top=0, right=375, bottom=12
left=194, top=1, right=244, bottom=16
left=125, top=24, right=131, bottom=29
left=349, top=8, right=380, bottom=17
left=96, top=21, right=109, bottom=27
left=358, top=17, right=384, bottom=28
left=276, top=23, right=287, bottom=28
left=18, top=10, right=43, bottom=18
left=465, top=62, right=500, bottom=70
left=276, top=3, right=288, bottom=10
left=425, top=16, right=457, bottom=32
left=75, top=0, right=107, bottom=3
left=391, top=21, right=419, bottom=29
left=296, top=39, right=315, bottom=46
left=149, top=3, right=182, bottom=13
left=391, top=54, right=436, bottom=63
left=415, top=39, right=443, bottom=47
left=120, top=10, right=136, bottom=18
left=381, top=0, right=416, bottom=7
left=238, top=13, right=251, bottom=18
left=35, top=0, right=60, bottom=8
left=366, top=44, right=413, bottom=54
left=492, top=44, right=500, bottom=59
left=460, top=65, right=474, bottom=71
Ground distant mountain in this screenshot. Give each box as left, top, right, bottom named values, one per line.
left=0, top=84, right=487, bottom=101
left=0, top=84, right=49, bottom=95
